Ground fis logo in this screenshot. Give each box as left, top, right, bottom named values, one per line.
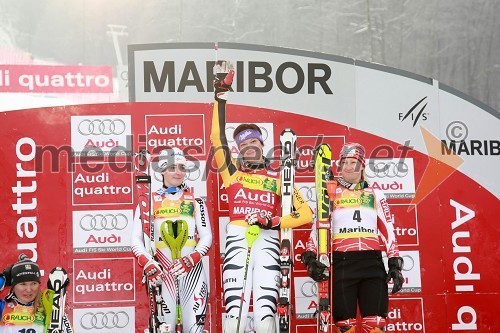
left=398, top=96, right=429, bottom=127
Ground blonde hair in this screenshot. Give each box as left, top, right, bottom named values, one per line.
left=34, top=289, right=44, bottom=313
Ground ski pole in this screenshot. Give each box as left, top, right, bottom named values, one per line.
left=214, top=42, right=219, bottom=66
left=175, top=278, right=182, bottom=333
left=236, top=225, right=260, bottom=333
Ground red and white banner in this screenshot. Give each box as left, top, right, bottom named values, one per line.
left=0, top=65, right=113, bottom=93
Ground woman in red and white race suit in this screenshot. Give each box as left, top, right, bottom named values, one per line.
left=131, top=148, right=212, bottom=333
left=211, top=63, right=313, bottom=333
left=301, top=143, right=405, bottom=333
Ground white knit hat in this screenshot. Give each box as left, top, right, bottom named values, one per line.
left=158, top=147, right=188, bottom=171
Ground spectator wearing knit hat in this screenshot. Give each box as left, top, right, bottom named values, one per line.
left=0, top=254, right=73, bottom=332
left=9, top=254, right=41, bottom=287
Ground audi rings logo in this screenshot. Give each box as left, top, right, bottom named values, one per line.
left=78, top=119, right=126, bottom=136
left=365, top=160, right=409, bottom=179
left=298, top=185, right=316, bottom=203
left=384, top=253, right=416, bottom=272
left=401, top=254, right=415, bottom=272
left=80, top=311, right=129, bottom=329
left=300, top=280, right=318, bottom=297
left=185, top=163, right=202, bottom=182
left=80, top=213, right=128, bottom=231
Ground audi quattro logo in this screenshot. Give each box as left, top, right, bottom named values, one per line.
left=78, top=119, right=126, bottom=135
left=80, top=311, right=130, bottom=329
left=79, top=213, right=128, bottom=231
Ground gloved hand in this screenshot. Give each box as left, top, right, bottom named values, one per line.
left=245, top=211, right=281, bottom=230
left=386, top=257, right=404, bottom=294
left=2, top=265, right=13, bottom=287
left=214, top=61, right=234, bottom=101
left=0, top=273, right=5, bottom=291
left=137, top=254, right=165, bottom=286
left=170, top=251, right=202, bottom=278
left=301, top=251, right=328, bottom=282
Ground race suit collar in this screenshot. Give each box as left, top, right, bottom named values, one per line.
left=157, top=183, right=188, bottom=195
left=239, top=157, right=271, bottom=171
left=5, top=291, right=33, bottom=306
left=337, top=177, right=368, bottom=190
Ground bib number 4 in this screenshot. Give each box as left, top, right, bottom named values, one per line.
left=353, top=209, right=362, bottom=222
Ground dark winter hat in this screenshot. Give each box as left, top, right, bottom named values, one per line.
left=10, top=254, right=41, bottom=286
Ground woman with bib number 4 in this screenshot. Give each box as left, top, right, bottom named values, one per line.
left=301, top=143, right=405, bottom=333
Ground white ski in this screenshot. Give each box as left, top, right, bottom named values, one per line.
left=277, top=128, right=297, bottom=333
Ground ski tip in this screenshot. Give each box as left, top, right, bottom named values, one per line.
left=280, top=128, right=296, bottom=135
left=50, top=266, right=67, bottom=274
left=47, top=267, right=70, bottom=291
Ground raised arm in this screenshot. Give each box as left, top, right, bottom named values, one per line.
left=210, top=63, right=237, bottom=188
